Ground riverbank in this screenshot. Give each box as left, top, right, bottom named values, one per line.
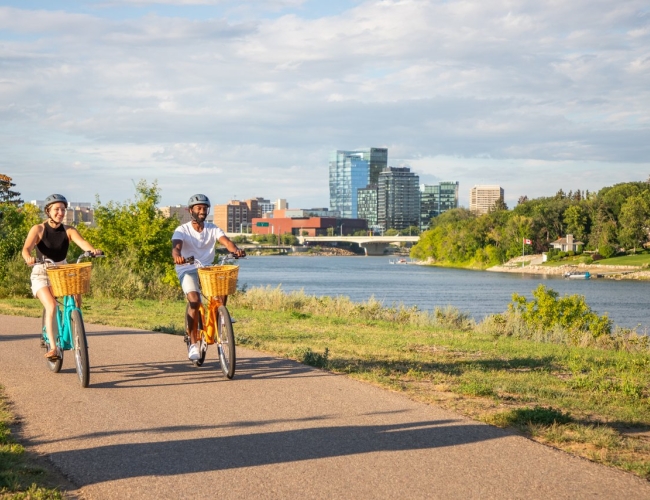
left=487, top=255, right=650, bottom=280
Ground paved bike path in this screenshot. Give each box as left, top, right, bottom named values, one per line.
left=1, top=314, right=649, bottom=499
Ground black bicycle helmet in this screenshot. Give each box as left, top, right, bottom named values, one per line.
left=188, top=194, right=211, bottom=208
left=44, top=194, right=68, bottom=210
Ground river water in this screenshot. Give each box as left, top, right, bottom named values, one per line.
left=236, top=255, right=650, bottom=331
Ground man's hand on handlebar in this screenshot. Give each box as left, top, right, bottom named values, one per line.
left=232, top=248, right=246, bottom=259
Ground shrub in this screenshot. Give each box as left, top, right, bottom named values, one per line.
left=598, top=244, right=616, bottom=259
left=478, top=285, right=617, bottom=347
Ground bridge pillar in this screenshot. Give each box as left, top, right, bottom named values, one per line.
left=359, top=242, right=390, bottom=256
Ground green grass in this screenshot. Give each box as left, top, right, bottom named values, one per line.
left=541, top=251, right=650, bottom=268
left=597, top=252, right=650, bottom=267
left=1, top=290, right=649, bottom=481
left=0, top=386, right=64, bottom=499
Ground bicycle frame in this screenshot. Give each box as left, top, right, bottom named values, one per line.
left=197, top=297, right=223, bottom=345
left=43, top=295, right=81, bottom=350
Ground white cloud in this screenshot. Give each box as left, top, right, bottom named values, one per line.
left=0, top=0, right=649, bottom=208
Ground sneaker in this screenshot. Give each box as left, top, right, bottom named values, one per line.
left=188, top=343, right=200, bottom=360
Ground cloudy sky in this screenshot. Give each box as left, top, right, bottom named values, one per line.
left=1, top=0, right=649, bottom=209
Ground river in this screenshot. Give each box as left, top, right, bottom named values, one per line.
left=236, top=255, right=650, bottom=332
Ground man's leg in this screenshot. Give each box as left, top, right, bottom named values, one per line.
left=186, top=291, right=201, bottom=344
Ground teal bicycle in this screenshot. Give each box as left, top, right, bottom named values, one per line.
left=37, top=251, right=103, bottom=388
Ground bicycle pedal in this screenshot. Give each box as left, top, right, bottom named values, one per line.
left=230, top=317, right=237, bottom=324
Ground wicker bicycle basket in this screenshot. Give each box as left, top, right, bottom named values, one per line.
left=46, top=262, right=93, bottom=297
left=197, top=265, right=239, bottom=297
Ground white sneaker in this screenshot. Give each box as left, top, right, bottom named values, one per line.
left=188, top=343, right=200, bottom=360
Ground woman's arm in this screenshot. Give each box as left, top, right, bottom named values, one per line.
left=22, top=224, right=43, bottom=265
left=67, top=227, right=101, bottom=254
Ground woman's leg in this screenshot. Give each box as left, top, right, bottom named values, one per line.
left=36, top=287, right=58, bottom=355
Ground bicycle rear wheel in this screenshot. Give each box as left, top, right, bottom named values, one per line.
left=216, top=305, right=236, bottom=379
left=70, top=310, right=90, bottom=387
left=185, top=303, right=206, bottom=367
left=42, top=309, right=63, bottom=373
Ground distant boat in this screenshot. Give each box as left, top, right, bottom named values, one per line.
left=389, top=258, right=409, bottom=265
left=564, top=271, right=591, bottom=279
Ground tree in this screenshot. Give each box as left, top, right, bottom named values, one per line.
left=618, top=195, right=649, bottom=253
left=78, top=180, right=179, bottom=272
left=563, top=204, right=589, bottom=242
left=0, top=174, right=23, bottom=205
left=489, top=198, right=508, bottom=212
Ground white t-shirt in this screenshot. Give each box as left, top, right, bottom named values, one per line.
left=172, top=221, right=226, bottom=275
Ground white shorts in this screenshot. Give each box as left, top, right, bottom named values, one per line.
left=179, top=269, right=200, bottom=295
left=30, top=261, right=66, bottom=297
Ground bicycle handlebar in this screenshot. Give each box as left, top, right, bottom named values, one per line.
left=181, top=252, right=245, bottom=267
left=28, top=251, right=105, bottom=267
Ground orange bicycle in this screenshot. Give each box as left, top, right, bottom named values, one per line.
left=183, top=254, right=239, bottom=379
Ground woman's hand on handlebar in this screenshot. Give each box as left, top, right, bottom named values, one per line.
left=24, top=256, right=37, bottom=266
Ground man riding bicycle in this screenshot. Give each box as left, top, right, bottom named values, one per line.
left=171, top=194, right=245, bottom=361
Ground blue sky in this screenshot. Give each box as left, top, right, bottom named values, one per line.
left=1, top=0, right=649, bottom=209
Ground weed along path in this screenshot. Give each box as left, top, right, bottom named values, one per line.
left=1, top=314, right=649, bottom=500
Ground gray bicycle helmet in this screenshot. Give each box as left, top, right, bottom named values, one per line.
left=188, top=194, right=211, bottom=208
left=44, top=193, right=68, bottom=210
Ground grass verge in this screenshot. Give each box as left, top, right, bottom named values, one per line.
left=0, top=385, right=65, bottom=499
left=1, top=289, right=649, bottom=482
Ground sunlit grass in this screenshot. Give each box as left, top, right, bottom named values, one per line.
left=1, top=289, right=649, bottom=480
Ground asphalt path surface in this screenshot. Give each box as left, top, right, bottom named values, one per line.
left=1, top=313, right=649, bottom=499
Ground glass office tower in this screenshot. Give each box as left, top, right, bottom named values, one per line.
left=420, top=181, right=459, bottom=230
left=377, top=167, right=420, bottom=231
left=329, top=150, right=374, bottom=218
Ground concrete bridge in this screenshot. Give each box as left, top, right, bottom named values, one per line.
left=297, top=235, right=419, bottom=256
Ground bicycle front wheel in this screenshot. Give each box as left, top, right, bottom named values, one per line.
left=216, top=305, right=236, bottom=379
left=70, top=310, right=90, bottom=387
left=42, top=309, right=63, bottom=373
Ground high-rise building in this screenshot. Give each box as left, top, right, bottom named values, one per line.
left=253, top=197, right=275, bottom=217
left=329, top=148, right=387, bottom=219
left=213, top=200, right=249, bottom=233
left=420, top=181, right=459, bottom=230
left=470, top=185, right=504, bottom=215
left=377, top=167, right=420, bottom=231
left=357, top=186, right=378, bottom=227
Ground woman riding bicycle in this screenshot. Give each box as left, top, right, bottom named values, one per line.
left=21, top=194, right=103, bottom=360
left=171, top=194, right=245, bottom=361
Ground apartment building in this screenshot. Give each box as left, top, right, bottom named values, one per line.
left=469, top=185, right=504, bottom=215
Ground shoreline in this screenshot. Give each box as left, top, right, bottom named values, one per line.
left=487, top=255, right=650, bottom=280
left=415, top=255, right=650, bottom=280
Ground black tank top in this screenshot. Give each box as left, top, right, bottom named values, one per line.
left=36, top=223, right=69, bottom=262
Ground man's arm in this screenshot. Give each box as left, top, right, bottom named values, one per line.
left=172, top=239, right=185, bottom=264
left=218, top=235, right=245, bottom=258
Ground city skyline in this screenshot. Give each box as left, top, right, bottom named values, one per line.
left=2, top=1, right=649, bottom=209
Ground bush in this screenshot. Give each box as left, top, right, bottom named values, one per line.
left=477, top=285, right=614, bottom=345
left=598, top=244, right=616, bottom=259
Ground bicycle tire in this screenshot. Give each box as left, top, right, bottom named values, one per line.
left=185, top=303, right=206, bottom=367
left=70, top=309, right=90, bottom=387
left=42, top=309, right=63, bottom=373
left=216, top=305, right=236, bottom=379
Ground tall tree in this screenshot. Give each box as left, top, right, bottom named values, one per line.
left=618, top=195, right=649, bottom=253
left=563, top=204, right=589, bottom=242
left=0, top=174, right=23, bottom=205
